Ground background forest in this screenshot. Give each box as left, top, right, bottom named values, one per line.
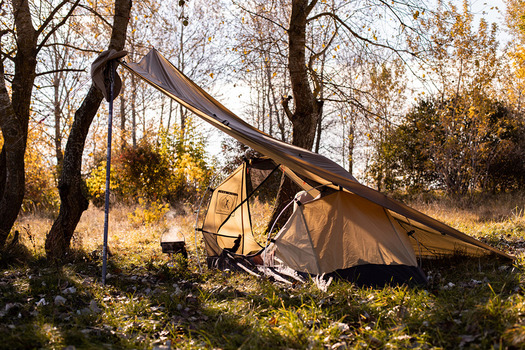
left=2, top=0, right=525, bottom=223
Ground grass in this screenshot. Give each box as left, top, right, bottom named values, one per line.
left=0, top=194, right=525, bottom=349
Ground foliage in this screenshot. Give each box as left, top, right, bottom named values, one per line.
left=23, top=127, right=60, bottom=213
left=86, top=122, right=212, bottom=205
left=374, top=96, right=525, bottom=194
left=368, top=2, right=525, bottom=195
left=128, top=198, right=170, bottom=227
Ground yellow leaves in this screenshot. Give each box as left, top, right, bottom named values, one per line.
left=208, top=37, right=212, bottom=42
left=209, top=72, right=214, bottom=79
left=413, top=10, right=420, bottom=20
left=68, top=62, right=72, bottom=67
left=272, top=72, right=277, bottom=77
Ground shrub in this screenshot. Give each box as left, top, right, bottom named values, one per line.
left=85, top=121, right=212, bottom=205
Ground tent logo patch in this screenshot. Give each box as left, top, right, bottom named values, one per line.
left=216, top=190, right=238, bottom=215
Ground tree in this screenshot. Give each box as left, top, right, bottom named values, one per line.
left=0, top=0, right=81, bottom=248
left=236, top=0, right=427, bottom=149
left=414, top=0, right=501, bottom=194
left=230, top=0, right=427, bottom=229
left=45, top=0, right=132, bottom=259
left=502, top=0, right=525, bottom=113
left=380, top=96, right=525, bottom=193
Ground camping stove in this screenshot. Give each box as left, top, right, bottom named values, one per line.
left=161, top=229, right=188, bottom=259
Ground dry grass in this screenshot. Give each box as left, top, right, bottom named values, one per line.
left=405, top=193, right=525, bottom=256
left=12, top=202, right=200, bottom=262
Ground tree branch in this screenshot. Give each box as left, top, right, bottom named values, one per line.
left=36, top=68, right=86, bottom=77
left=39, top=42, right=100, bottom=54
left=36, top=0, right=81, bottom=54
left=232, top=1, right=288, bottom=32
left=308, top=11, right=417, bottom=55
left=376, top=0, right=417, bottom=32
left=76, top=3, right=112, bottom=28
left=36, top=0, right=71, bottom=36
left=306, top=0, right=319, bottom=15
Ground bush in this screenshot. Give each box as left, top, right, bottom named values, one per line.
left=85, top=122, right=212, bottom=205
left=23, top=128, right=60, bottom=213
left=371, top=96, right=525, bottom=194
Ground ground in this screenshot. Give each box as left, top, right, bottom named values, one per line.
left=1, top=193, right=525, bottom=349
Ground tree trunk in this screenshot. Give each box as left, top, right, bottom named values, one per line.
left=266, top=0, right=322, bottom=231
left=287, top=0, right=321, bottom=150
left=120, top=86, right=126, bottom=150
left=45, top=0, right=132, bottom=259
left=0, top=0, right=37, bottom=247
left=131, top=73, right=137, bottom=148
left=54, top=73, right=64, bottom=168
left=0, top=64, right=28, bottom=247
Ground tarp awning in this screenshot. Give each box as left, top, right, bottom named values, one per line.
left=121, top=48, right=511, bottom=260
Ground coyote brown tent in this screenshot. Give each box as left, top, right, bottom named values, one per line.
left=122, top=49, right=511, bottom=285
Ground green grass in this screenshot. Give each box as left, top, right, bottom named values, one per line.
left=1, top=195, right=525, bottom=349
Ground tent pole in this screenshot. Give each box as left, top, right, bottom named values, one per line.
left=102, top=60, right=115, bottom=285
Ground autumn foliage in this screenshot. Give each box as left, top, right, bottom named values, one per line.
left=86, top=126, right=212, bottom=206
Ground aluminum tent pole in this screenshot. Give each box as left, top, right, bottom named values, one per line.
left=102, top=60, right=115, bottom=285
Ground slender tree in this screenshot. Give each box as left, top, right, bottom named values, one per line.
left=0, top=0, right=80, bottom=248
left=45, top=0, right=132, bottom=259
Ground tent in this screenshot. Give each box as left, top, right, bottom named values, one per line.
left=121, top=49, right=511, bottom=285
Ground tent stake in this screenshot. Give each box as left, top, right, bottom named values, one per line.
left=102, top=60, right=115, bottom=285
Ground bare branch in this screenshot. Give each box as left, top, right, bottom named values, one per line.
left=306, top=0, right=319, bottom=15
left=232, top=1, right=288, bottom=32
left=36, top=0, right=81, bottom=54
left=35, top=68, right=86, bottom=77
left=36, top=0, right=71, bottom=36
left=76, top=3, right=112, bottom=28
left=308, top=24, right=338, bottom=65
left=376, top=0, right=417, bottom=32
left=39, top=42, right=100, bottom=54
left=308, top=11, right=417, bottom=56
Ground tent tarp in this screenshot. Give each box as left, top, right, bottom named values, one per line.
left=122, top=49, right=511, bottom=261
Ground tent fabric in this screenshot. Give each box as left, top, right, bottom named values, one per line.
left=273, top=191, right=419, bottom=275
left=122, top=49, right=511, bottom=261
left=326, top=264, right=428, bottom=287
left=91, top=49, right=127, bottom=101
left=201, top=163, right=262, bottom=256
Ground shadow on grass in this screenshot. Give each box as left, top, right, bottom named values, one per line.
left=1, top=244, right=523, bottom=349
